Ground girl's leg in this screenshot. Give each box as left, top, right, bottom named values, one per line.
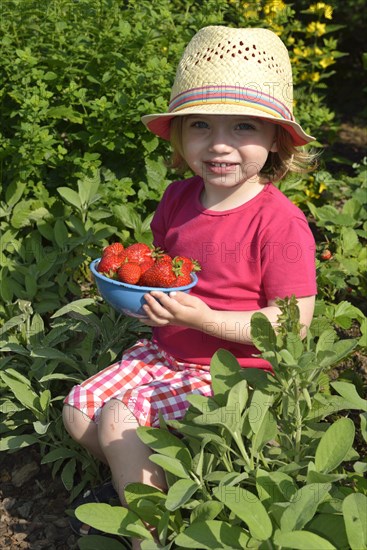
left=62, top=404, right=107, bottom=464
left=98, top=399, right=165, bottom=550
left=97, top=398, right=167, bottom=503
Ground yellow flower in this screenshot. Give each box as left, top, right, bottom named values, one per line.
left=307, top=21, right=326, bottom=36
left=242, top=2, right=260, bottom=18
left=319, top=56, right=335, bottom=68
left=310, top=72, right=320, bottom=82
left=287, top=36, right=295, bottom=45
left=314, top=46, right=323, bottom=56
left=324, top=5, right=333, bottom=19
left=293, top=47, right=304, bottom=57
left=309, top=3, right=333, bottom=19
left=263, top=0, right=286, bottom=14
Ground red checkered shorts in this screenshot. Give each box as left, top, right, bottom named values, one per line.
left=64, top=339, right=212, bottom=427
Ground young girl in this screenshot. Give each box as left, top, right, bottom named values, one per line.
left=63, top=25, right=317, bottom=545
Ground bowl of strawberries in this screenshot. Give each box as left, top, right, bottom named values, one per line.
left=90, top=241, right=200, bottom=318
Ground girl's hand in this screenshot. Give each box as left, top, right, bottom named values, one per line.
left=140, top=291, right=211, bottom=328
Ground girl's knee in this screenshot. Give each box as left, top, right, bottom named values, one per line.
left=62, top=404, right=93, bottom=439
left=98, top=399, right=137, bottom=446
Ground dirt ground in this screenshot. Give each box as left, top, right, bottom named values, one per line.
left=0, top=446, right=78, bottom=549
left=1, top=124, right=366, bottom=550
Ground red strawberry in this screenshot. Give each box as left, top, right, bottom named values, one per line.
left=139, top=262, right=176, bottom=288
left=155, top=253, right=173, bottom=264
left=171, top=272, right=192, bottom=287
left=103, top=242, right=125, bottom=257
left=117, top=262, right=141, bottom=285
left=97, top=254, right=126, bottom=277
left=174, top=255, right=201, bottom=273
left=125, top=243, right=152, bottom=264
left=139, top=258, right=155, bottom=275
left=320, top=249, right=332, bottom=261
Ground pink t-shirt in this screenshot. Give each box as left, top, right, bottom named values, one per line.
left=151, top=176, right=317, bottom=370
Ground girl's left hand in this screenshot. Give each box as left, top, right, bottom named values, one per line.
left=140, top=291, right=211, bottom=328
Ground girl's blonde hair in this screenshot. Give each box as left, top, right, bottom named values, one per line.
left=169, top=117, right=317, bottom=182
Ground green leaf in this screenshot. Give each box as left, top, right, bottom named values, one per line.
left=77, top=171, right=101, bottom=207
left=136, top=427, right=192, bottom=469
left=280, top=483, right=331, bottom=532
left=148, top=454, right=190, bottom=479
left=360, top=413, right=367, bottom=444
left=330, top=381, right=367, bottom=411
left=0, top=370, right=40, bottom=414
left=226, top=379, right=249, bottom=417
left=78, top=535, right=127, bottom=550
left=61, top=458, right=76, bottom=491
left=0, top=434, right=38, bottom=451
left=75, top=503, right=152, bottom=539
left=54, top=219, right=69, bottom=249
left=190, top=501, right=224, bottom=524
left=124, top=482, right=166, bottom=517
left=315, top=417, right=355, bottom=473
left=165, top=479, right=199, bottom=511
left=192, top=404, right=240, bottom=434
left=210, top=349, right=243, bottom=403
left=47, top=105, right=83, bottom=123
left=251, top=312, right=277, bottom=351
left=57, top=187, right=82, bottom=210
left=248, top=390, right=273, bottom=434
left=256, top=470, right=297, bottom=506
left=174, top=520, right=250, bottom=549
left=307, top=513, right=349, bottom=549
left=274, top=529, right=336, bottom=549
left=342, top=493, right=367, bottom=550
left=213, top=486, right=272, bottom=540
left=51, top=299, right=96, bottom=318
left=5, top=180, right=26, bottom=208
left=41, top=448, right=77, bottom=464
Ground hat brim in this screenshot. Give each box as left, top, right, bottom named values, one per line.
left=142, top=106, right=314, bottom=147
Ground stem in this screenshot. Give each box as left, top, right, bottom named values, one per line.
left=233, top=431, right=253, bottom=470
left=293, top=381, right=303, bottom=463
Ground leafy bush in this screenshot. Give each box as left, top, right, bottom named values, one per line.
left=74, top=298, right=367, bottom=549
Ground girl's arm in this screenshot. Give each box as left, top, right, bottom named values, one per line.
left=141, top=292, right=315, bottom=344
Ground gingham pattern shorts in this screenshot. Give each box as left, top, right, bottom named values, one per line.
left=64, top=339, right=212, bottom=427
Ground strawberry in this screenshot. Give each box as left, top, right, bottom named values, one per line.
left=117, top=262, right=141, bottom=285
left=125, top=243, right=152, bottom=264
left=174, top=255, right=201, bottom=273
left=139, top=261, right=176, bottom=288
left=155, top=253, right=173, bottom=264
left=171, top=272, right=192, bottom=287
left=103, top=242, right=125, bottom=257
left=320, top=249, right=332, bottom=261
left=139, top=258, right=155, bottom=275
left=97, top=254, right=126, bottom=277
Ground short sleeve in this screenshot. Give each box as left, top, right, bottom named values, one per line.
left=261, top=216, right=317, bottom=300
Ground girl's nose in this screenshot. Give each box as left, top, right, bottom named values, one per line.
left=208, top=128, right=232, bottom=153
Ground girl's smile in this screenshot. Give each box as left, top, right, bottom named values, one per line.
left=181, top=114, right=277, bottom=208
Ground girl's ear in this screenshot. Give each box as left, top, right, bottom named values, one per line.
left=270, top=140, right=278, bottom=153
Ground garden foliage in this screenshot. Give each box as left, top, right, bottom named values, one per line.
left=0, top=0, right=366, bottom=548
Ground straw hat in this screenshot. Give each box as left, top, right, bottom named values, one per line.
left=142, top=26, right=314, bottom=146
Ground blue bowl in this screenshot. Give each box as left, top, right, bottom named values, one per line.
left=90, top=258, right=198, bottom=318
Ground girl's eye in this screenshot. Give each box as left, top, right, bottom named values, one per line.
left=236, top=122, right=256, bottom=130
left=191, top=120, right=209, bottom=129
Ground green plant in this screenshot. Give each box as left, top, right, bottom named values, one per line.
left=73, top=297, right=367, bottom=549
left=0, top=297, right=149, bottom=498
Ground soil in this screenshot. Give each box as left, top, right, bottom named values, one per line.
left=1, top=124, right=366, bottom=550
left=0, top=446, right=78, bottom=549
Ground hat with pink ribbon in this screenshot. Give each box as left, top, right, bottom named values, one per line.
left=142, top=26, right=314, bottom=146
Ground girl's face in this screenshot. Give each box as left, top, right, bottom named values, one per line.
left=181, top=114, right=277, bottom=191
